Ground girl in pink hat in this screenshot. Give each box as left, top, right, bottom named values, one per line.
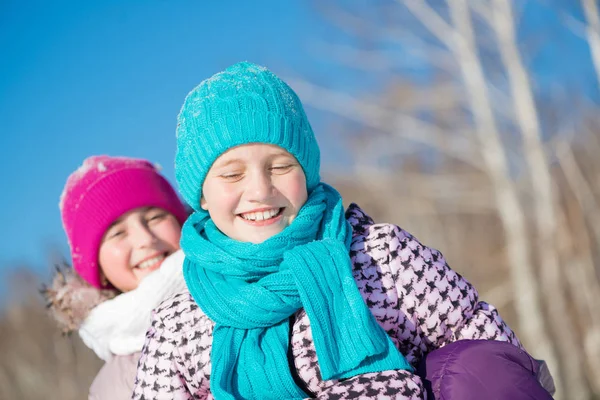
left=44, top=155, right=189, bottom=399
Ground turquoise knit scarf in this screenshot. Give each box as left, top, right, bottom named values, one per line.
left=182, top=183, right=412, bottom=399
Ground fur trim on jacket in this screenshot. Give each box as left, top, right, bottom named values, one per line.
left=41, top=263, right=117, bottom=334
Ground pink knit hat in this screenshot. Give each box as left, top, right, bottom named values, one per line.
left=59, top=155, right=188, bottom=289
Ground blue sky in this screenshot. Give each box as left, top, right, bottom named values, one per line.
left=1, top=0, right=598, bottom=298
left=0, top=0, right=328, bottom=283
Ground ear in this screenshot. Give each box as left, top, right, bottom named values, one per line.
left=99, top=270, right=110, bottom=288
left=200, top=196, right=208, bottom=211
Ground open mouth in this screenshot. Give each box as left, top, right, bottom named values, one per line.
left=135, top=252, right=170, bottom=270
left=238, top=207, right=284, bottom=223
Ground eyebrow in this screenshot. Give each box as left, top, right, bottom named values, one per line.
left=212, top=159, right=244, bottom=169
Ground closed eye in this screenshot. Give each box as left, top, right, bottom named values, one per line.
left=270, top=164, right=294, bottom=173
left=220, top=172, right=244, bottom=181
left=105, top=228, right=125, bottom=241
left=146, top=211, right=168, bottom=223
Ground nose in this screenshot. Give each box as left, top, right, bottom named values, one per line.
left=129, top=221, right=157, bottom=248
left=247, top=169, right=275, bottom=202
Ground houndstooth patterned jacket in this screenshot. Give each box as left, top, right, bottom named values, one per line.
left=132, top=204, right=522, bottom=399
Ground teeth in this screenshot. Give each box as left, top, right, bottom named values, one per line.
left=137, top=254, right=165, bottom=269
left=241, top=209, right=279, bottom=221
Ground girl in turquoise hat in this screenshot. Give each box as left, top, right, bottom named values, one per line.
left=132, top=62, right=552, bottom=399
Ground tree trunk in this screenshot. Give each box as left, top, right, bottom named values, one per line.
left=490, top=0, right=587, bottom=397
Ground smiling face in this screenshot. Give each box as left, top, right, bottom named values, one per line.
left=200, top=143, right=308, bottom=244
left=97, top=207, right=181, bottom=292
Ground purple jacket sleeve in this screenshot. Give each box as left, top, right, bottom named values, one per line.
left=417, top=339, right=553, bottom=400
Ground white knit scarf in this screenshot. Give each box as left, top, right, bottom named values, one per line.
left=79, top=250, right=187, bottom=361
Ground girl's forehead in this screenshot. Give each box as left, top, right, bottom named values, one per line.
left=213, top=143, right=295, bottom=165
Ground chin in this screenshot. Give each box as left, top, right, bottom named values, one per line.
left=245, top=235, right=270, bottom=244
left=243, top=230, right=281, bottom=244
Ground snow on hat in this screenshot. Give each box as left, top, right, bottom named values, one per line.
left=59, top=155, right=188, bottom=288
left=175, top=61, right=321, bottom=211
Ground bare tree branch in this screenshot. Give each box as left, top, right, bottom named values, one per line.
left=401, top=0, right=459, bottom=50
left=307, top=41, right=404, bottom=72
left=468, top=0, right=494, bottom=25
left=286, top=77, right=484, bottom=169
left=582, top=0, right=600, bottom=85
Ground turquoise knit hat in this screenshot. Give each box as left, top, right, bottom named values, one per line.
left=175, top=62, right=321, bottom=210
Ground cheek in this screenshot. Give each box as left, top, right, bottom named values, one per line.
left=155, top=218, right=182, bottom=248
left=98, top=242, right=128, bottom=276
left=282, top=172, right=308, bottom=209
left=204, top=181, right=240, bottom=216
